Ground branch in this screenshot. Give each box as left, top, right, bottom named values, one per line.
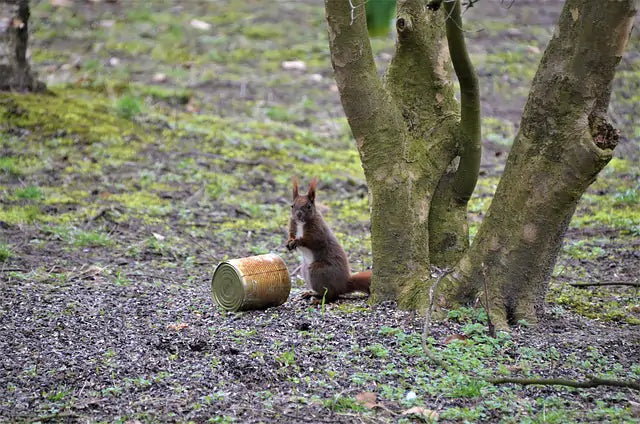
left=324, top=0, right=400, bottom=147
left=569, top=281, right=640, bottom=288
left=421, top=267, right=453, bottom=369
left=487, top=376, right=640, bottom=391
left=480, top=263, right=496, bottom=338
left=443, top=0, right=481, bottom=203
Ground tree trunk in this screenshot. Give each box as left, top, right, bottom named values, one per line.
left=1, top=0, right=45, bottom=91
left=443, top=0, right=636, bottom=329
left=325, top=0, right=637, bottom=326
left=325, top=0, right=480, bottom=304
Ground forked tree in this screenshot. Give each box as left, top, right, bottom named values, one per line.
left=325, top=0, right=636, bottom=328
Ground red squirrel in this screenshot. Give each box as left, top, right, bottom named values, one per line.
left=286, top=177, right=371, bottom=302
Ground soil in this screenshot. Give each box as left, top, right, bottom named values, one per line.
left=1, top=0, right=639, bottom=422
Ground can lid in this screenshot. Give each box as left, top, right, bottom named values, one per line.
left=211, top=262, right=245, bottom=311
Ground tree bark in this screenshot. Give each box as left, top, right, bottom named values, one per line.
left=326, top=0, right=635, bottom=326
left=444, top=0, right=636, bottom=328
left=325, top=0, right=476, bottom=304
left=1, top=0, right=45, bottom=91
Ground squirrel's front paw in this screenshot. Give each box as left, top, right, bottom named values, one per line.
left=286, top=238, right=298, bottom=251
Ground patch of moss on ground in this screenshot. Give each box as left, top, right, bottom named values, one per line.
left=547, top=282, right=640, bottom=325
left=0, top=205, right=41, bottom=225
left=0, top=90, right=149, bottom=144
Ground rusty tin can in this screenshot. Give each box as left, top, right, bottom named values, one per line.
left=211, top=253, right=291, bottom=311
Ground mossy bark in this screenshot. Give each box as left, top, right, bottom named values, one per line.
left=325, top=0, right=467, bottom=303
left=326, top=0, right=634, bottom=324
left=1, top=0, right=45, bottom=92
left=444, top=0, right=636, bottom=328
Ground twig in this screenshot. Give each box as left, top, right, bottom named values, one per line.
left=421, top=267, right=453, bottom=368
left=481, top=262, right=496, bottom=338
left=0, top=268, right=25, bottom=272
left=348, top=0, right=366, bottom=26
left=126, top=273, right=179, bottom=282
left=569, top=281, right=640, bottom=288
left=487, top=375, right=640, bottom=391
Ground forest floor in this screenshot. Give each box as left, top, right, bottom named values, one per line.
left=1, top=0, right=639, bottom=422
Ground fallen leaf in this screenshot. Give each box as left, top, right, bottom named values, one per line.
left=152, top=232, right=165, bottom=241
left=167, top=322, right=189, bottom=331
left=185, top=97, right=200, bottom=113
left=281, top=60, right=307, bottom=71
left=190, top=19, right=211, bottom=31
left=355, top=392, right=377, bottom=409
left=405, top=390, right=417, bottom=401
left=435, top=93, right=444, bottom=104
left=526, top=45, right=541, bottom=54
left=108, top=57, right=120, bottom=67
left=402, top=406, right=439, bottom=420
left=443, top=334, right=468, bottom=344
left=152, top=73, right=167, bottom=83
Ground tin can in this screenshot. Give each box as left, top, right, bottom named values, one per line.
left=211, top=253, right=291, bottom=311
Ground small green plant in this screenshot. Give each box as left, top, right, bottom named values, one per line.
left=321, top=287, right=328, bottom=314
left=276, top=348, right=296, bottom=368
left=114, top=271, right=131, bottom=286
left=208, top=416, right=235, bottom=424
left=367, top=343, right=389, bottom=358
left=0, top=243, right=12, bottom=262
left=74, top=230, right=112, bottom=248
left=232, top=328, right=257, bottom=342
left=324, top=395, right=366, bottom=413
left=613, top=187, right=639, bottom=206
left=15, top=185, right=43, bottom=200
left=115, top=94, right=142, bottom=119
left=0, top=157, right=20, bottom=175
left=43, top=387, right=69, bottom=402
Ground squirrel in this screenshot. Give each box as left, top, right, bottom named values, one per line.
left=286, top=177, right=371, bottom=302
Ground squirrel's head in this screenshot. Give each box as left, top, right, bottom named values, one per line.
left=291, top=176, right=317, bottom=223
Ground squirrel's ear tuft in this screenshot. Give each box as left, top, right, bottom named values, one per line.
left=292, top=176, right=299, bottom=200
left=307, top=177, right=317, bottom=203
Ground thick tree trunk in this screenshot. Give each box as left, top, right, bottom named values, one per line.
left=444, top=0, right=636, bottom=328
left=325, top=0, right=478, bottom=304
left=1, top=0, right=45, bottom=91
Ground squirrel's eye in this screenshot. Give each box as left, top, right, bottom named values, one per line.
left=307, top=204, right=311, bottom=209
left=291, top=205, right=294, bottom=208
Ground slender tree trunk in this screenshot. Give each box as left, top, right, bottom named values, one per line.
left=1, top=0, right=45, bottom=91
left=443, top=0, right=636, bottom=328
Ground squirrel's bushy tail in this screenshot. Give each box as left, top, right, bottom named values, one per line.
left=348, top=270, right=371, bottom=294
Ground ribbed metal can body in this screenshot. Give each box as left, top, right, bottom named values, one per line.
left=211, top=253, right=291, bottom=311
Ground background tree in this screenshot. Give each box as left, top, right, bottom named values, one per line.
left=1, top=0, right=44, bottom=91
left=325, top=0, right=636, bottom=328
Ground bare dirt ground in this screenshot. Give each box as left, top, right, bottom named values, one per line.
left=1, top=0, right=639, bottom=422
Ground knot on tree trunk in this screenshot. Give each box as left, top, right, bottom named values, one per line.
left=395, top=15, right=413, bottom=33
left=588, top=115, right=619, bottom=151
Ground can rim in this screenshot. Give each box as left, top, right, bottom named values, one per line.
left=211, top=262, right=245, bottom=312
